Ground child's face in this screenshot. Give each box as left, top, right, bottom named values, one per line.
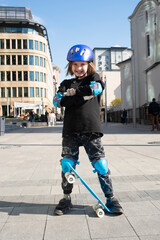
left=71, top=61, right=88, bottom=79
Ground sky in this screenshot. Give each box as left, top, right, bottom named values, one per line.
left=1, top=0, right=141, bottom=81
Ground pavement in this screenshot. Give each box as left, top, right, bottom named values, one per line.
left=0, top=122, right=160, bottom=240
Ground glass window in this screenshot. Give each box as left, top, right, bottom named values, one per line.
left=35, top=87, right=39, bottom=97
left=35, top=72, right=39, bottom=81
left=0, top=71, right=5, bottom=81
left=40, top=72, right=43, bottom=82
left=29, top=40, right=33, bottom=49
left=12, top=55, right=16, bottom=65
left=18, top=71, right=22, bottom=81
left=40, top=57, right=43, bottom=66
left=0, top=55, right=4, bottom=65
left=40, top=88, right=43, bottom=97
left=44, top=73, right=46, bottom=83
left=23, top=39, right=27, bottom=49
left=6, top=39, right=10, bottom=49
left=44, top=88, right=46, bottom=98
left=43, top=43, right=45, bottom=52
left=34, top=40, right=38, bottom=50
left=6, top=55, right=10, bottom=65
left=1, top=87, right=5, bottom=97
left=11, top=39, right=16, bottom=49
left=35, top=56, right=38, bottom=66
left=0, top=39, right=4, bottom=49
left=43, top=58, right=45, bottom=67
left=7, top=71, right=10, bottom=81
left=98, top=56, right=101, bottom=60
left=12, top=87, right=17, bottom=97
left=23, top=55, right=28, bottom=65
left=17, top=39, right=21, bottom=49
left=12, top=71, right=16, bottom=81
left=7, top=87, right=11, bottom=97
left=29, top=55, right=33, bottom=65
left=18, top=87, right=22, bottom=97
left=146, top=34, right=150, bottom=57
left=18, top=55, right=22, bottom=65
left=30, top=87, right=34, bottom=97
left=39, top=42, right=42, bottom=51
left=24, top=71, right=28, bottom=81
left=29, top=71, right=34, bottom=81
left=24, top=87, right=28, bottom=97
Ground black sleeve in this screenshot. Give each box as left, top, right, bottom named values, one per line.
left=57, top=80, right=68, bottom=94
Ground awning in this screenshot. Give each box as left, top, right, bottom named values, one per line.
left=14, top=102, right=42, bottom=109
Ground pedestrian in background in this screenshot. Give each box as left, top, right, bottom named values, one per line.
left=123, top=109, right=127, bottom=125
left=148, top=98, right=160, bottom=131
left=48, top=111, right=56, bottom=126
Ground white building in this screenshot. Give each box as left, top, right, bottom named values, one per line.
left=93, top=46, right=132, bottom=108
left=93, top=46, right=132, bottom=73
left=128, top=0, right=160, bottom=107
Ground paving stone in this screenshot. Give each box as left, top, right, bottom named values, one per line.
left=45, top=211, right=90, bottom=240
left=0, top=207, right=13, bottom=223
left=7, top=206, right=48, bottom=222
left=121, top=201, right=160, bottom=216
left=0, top=221, right=46, bottom=240
left=87, top=215, right=136, bottom=239
left=128, top=215, right=160, bottom=235
left=140, top=235, right=160, bottom=240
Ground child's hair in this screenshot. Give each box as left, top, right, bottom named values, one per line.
left=66, top=61, right=96, bottom=76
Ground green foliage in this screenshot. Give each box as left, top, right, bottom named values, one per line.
left=110, top=98, right=122, bottom=107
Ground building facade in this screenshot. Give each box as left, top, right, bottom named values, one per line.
left=129, top=0, right=160, bottom=107
left=93, top=46, right=132, bottom=73
left=93, top=46, right=132, bottom=109
left=0, top=7, right=56, bottom=116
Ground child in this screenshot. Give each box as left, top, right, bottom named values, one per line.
left=53, top=44, right=123, bottom=215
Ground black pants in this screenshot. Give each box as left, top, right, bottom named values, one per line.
left=61, top=133, right=113, bottom=198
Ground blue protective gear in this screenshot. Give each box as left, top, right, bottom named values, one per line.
left=92, top=158, right=108, bottom=175
left=61, top=158, right=75, bottom=173
left=67, top=44, right=94, bottom=62
left=53, top=92, right=63, bottom=108
left=90, top=81, right=103, bottom=96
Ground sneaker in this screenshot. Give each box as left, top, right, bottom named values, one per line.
left=54, top=197, right=72, bottom=215
left=106, top=197, right=123, bottom=215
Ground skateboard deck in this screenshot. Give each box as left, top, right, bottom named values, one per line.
left=65, top=162, right=113, bottom=217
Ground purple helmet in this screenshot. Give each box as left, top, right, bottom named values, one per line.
left=67, top=44, right=94, bottom=62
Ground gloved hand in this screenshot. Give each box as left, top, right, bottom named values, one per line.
left=66, top=88, right=76, bottom=96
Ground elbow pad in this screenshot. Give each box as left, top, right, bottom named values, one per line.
left=53, top=92, right=63, bottom=108
left=90, top=81, right=102, bottom=96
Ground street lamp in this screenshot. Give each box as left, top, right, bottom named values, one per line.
left=131, top=49, right=136, bottom=128
left=104, top=75, right=107, bottom=124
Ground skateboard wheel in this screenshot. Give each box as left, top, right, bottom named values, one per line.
left=96, top=208, right=104, bottom=218
left=65, top=172, right=75, bottom=183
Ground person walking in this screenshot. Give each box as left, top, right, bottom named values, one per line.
left=48, top=111, right=56, bottom=126
left=148, top=98, right=160, bottom=131
left=53, top=44, right=123, bottom=216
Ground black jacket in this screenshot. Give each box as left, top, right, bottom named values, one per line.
left=148, top=102, right=160, bottom=116
left=57, top=73, right=104, bottom=137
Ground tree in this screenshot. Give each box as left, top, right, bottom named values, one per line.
left=110, top=98, right=121, bottom=107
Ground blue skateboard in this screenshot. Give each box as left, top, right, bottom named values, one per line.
left=65, top=162, right=113, bottom=218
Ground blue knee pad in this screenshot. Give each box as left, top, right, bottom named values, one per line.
left=92, top=158, right=108, bottom=175
left=61, top=158, right=75, bottom=173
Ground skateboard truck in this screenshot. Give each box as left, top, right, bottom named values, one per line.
left=65, top=162, right=113, bottom=217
